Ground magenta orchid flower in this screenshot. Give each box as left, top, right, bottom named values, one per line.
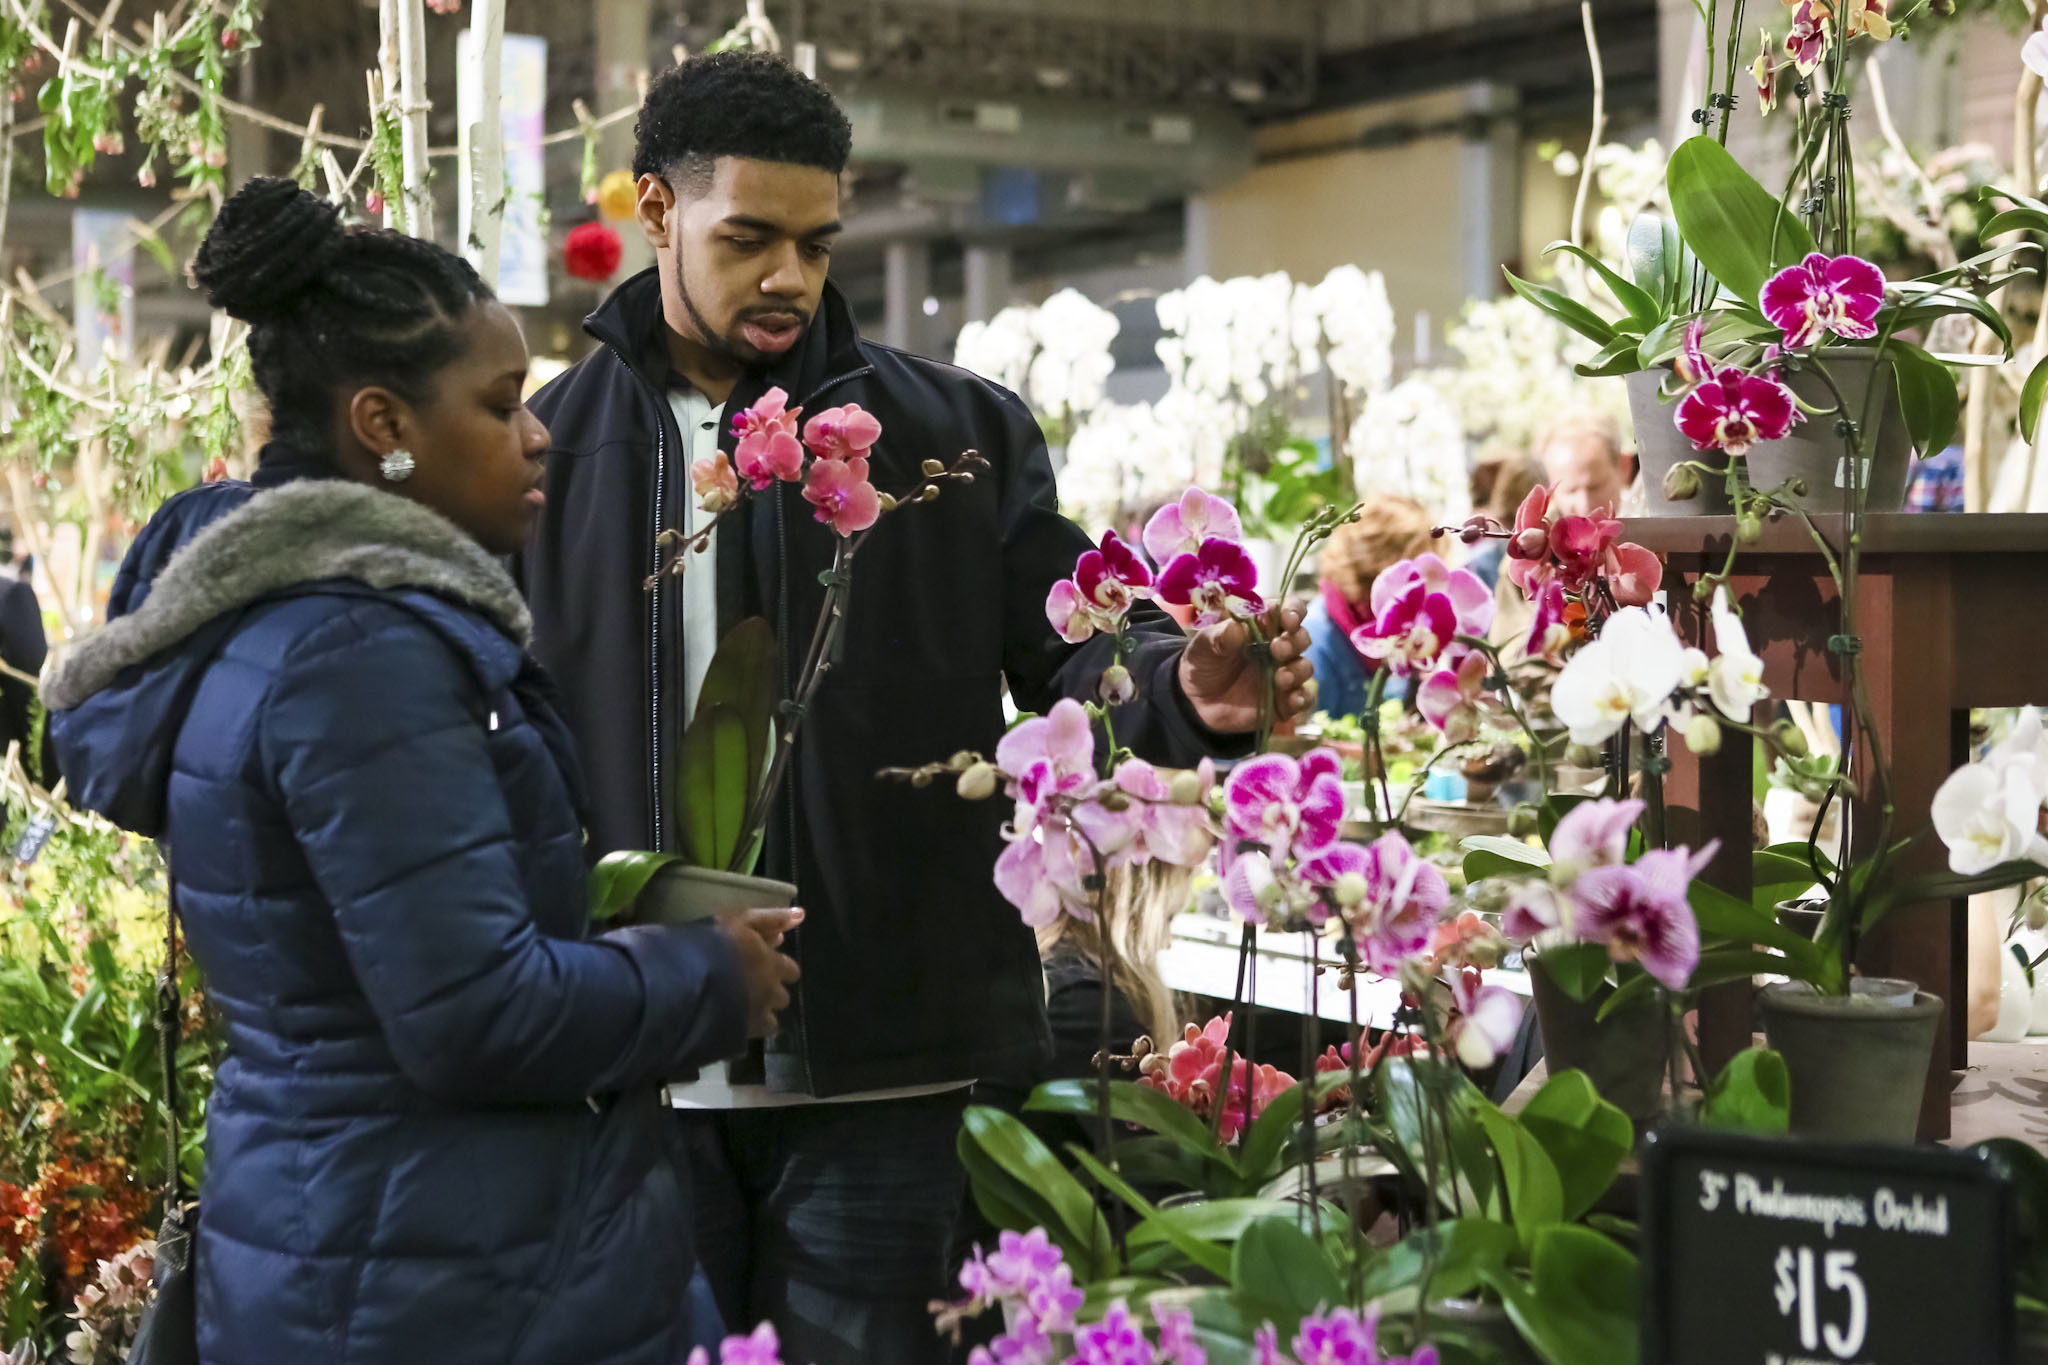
left=1674, top=364, right=1801, bottom=459
left=731, top=386, right=805, bottom=489
left=1071, top=1301, right=1151, bottom=1365
left=1223, top=751, right=1345, bottom=866
left=1372, top=554, right=1495, bottom=641
left=1350, top=582, right=1457, bottom=678
left=1345, top=831, right=1450, bottom=975
left=1102, top=758, right=1215, bottom=867
left=1157, top=537, right=1265, bottom=628
left=1152, top=1304, right=1205, bottom=1365
left=1784, top=0, right=1826, bottom=71
left=802, top=456, right=881, bottom=535
left=1418, top=652, right=1505, bottom=744
left=1572, top=843, right=1717, bottom=989
left=1527, top=579, right=1573, bottom=662
left=1502, top=881, right=1570, bottom=942
left=1293, top=1307, right=1378, bottom=1365
left=1143, top=486, right=1244, bottom=564
left=800, top=402, right=882, bottom=462
left=685, top=1322, right=783, bottom=1365
left=1449, top=968, right=1525, bottom=1070
left=1762, top=251, right=1886, bottom=349
left=993, top=814, right=1094, bottom=927
left=1504, top=484, right=1554, bottom=597
left=1046, top=530, right=1154, bottom=643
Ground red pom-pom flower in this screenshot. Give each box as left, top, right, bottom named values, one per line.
left=563, top=222, right=623, bottom=282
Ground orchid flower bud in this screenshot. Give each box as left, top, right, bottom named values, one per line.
left=1098, top=664, right=1137, bottom=707
left=1510, top=527, right=1548, bottom=560
left=1683, top=713, right=1724, bottom=755
left=1771, top=720, right=1809, bottom=758
left=956, top=763, right=998, bottom=801
left=1662, top=463, right=1703, bottom=502
left=1333, top=872, right=1369, bottom=908
left=1169, top=770, right=1205, bottom=806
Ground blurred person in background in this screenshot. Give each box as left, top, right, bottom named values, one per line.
left=0, top=525, right=48, bottom=780
left=1534, top=408, right=1627, bottom=517
left=1302, top=494, right=1433, bottom=718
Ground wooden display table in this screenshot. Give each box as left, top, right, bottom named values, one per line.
left=1629, top=512, right=2048, bottom=1139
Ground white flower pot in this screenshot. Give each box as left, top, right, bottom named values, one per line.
left=634, top=864, right=797, bottom=925
left=1983, top=948, right=2034, bottom=1042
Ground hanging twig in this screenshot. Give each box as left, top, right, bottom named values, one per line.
left=1567, top=2, right=1606, bottom=268
left=460, top=0, right=506, bottom=283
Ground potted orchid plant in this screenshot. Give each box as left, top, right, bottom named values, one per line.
left=589, top=389, right=986, bottom=923
left=1509, top=0, right=2033, bottom=517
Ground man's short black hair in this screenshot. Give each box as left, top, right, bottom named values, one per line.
left=632, top=51, right=852, bottom=191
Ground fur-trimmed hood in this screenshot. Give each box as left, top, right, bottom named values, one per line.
left=47, top=478, right=528, bottom=712
left=46, top=477, right=531, bottom=837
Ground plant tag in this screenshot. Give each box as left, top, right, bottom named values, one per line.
left=1640, top=1128, right=2012, bottom=1364
left=1833, top=456, right=1873, bottom=490
left=11, top=812, right=56, bottom=864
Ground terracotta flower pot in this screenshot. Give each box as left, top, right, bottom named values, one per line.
left=1758, top=979, right=1942, bottom=1142
left=634, top=864, right=797, bottom=925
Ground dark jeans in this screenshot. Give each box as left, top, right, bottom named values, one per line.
left=679, top=1091, right=970, bottom=1365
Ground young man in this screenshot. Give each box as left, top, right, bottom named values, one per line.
left=520, top=52, right=1315, bottom=1363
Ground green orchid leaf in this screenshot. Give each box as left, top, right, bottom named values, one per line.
left=1231, top=1213, right=1346, bottom=1318
left=956, top=1125, right=1061, bottom=1244
left=1066, top=1146, right=1231, bottom=1280
left=1856, top=858, right=2048, bottom=935
left=1689, top=877, right=1826, bottom=979
left=1880, top=281, right=2013, bottom=357
left=1504, top=268, right=1619, bottom=346
left=1379, top=1059, right=1501, bottom=1219
left=1886, top=341, right=1961, bottom=462
left=1026, top=1079, right=1234, bottom=1176
left=1516, top=1070, right=1633, bottom=1223
left=1358, top=1218, right=1520, bottom=1303
left=675, top=703, right=749, bottom=871
left=1702, top=1048, right=1791, bottom=1134
left=587, top=850, right=679, bottom=921
left=1667, top=135, right=1818, bottom=302
left=1461, top=834, right=1551, bottom=886
left=1574, top=333, right=1647, bottom=378
left=1482, top=1225, right=1640, bottom=1365
left=1625, top=211, right=1683, bottom=312
left=1476, top=1107, right=1566, bottom=1248
left=2022, top=354, right=2048, bottom=445
left=1545, top=240, right=1662, bottom=328
left=1532, top=943, right=1613, bottom=1003
left=1236, top=1072, right=1352, bottom=1186
left=691, top=616, right=780, bottom=827
left=961, top=1106, right=1113, bottom=1277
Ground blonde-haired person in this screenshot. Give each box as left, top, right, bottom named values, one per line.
left=1302, top=494, right=1434, bottom=718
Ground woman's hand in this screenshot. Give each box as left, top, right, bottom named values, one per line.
left=717, top=907, right=804, bottom=1037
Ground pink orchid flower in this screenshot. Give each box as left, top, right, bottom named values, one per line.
left=1073, top=1302, right=1152, bottom=1364
left=995, top=698, right=1097, bottom=814
left=686, top=1322, right=783, bottom=1365
left=1550, top=796, right=1645, bottom=880
left=1143, top=486, right=1244, bottom=564
left=802, top=456, right=881, bottom=535
left=1674, top=318, right=1714, bottom=387
left=1572, top=843, right=1717, bottom=989
left=1136, top=1012, right=1297, bottom=1143
left=691, top=452, right=739, bottom=514
left=1504, top=484, right=1553, bottom=597
left=1046, top=530, right=1155, bottom=643
left=1350, top=581, right=1458, bottom=678
left=1550, top=515, right=1661, bottom=607
left=1336, top=831, right=1450, bottom=976
left=1223, top=750, right=1345, bottom=866
left=1448, top=968, right=1525, bottom=1070
left=1418, top=651, right=1505, bottom=744
left=731, top=386, right=805, bottom=490
left=1157, top=537, right=1265, bottom=627
left=1293, top=1308, right=1378, bottom=1365
left=1098, top=758, right=1214, bottom=867
left=1675, top=365, right=1802, bottom=460
left=1372, top=553, right=1496, bottom=642
left=1502, top=881, right=1570, bottom=943
left=1761, top=251, right=1886, bottom=349
left=1152, top=1303, right=1204, bottom=1365
left=1752, top=36, right=1780, bottom=115
left=800, top=402, right=882, bottom=462
left=993, top=813, right=1094, bottom=927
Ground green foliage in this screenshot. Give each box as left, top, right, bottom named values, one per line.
left=1666, top=135, right=1819, bottom=303
left=673, top=619, right=779, bottom=874
left=587, top=850, right=678, bottom=922
left=1702, top=1049, right=1792, bottom=1134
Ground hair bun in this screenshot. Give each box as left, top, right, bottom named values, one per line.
left=192, top=177, right=347, bottom=323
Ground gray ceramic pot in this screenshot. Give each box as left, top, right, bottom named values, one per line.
left=634, top=864, right=797, bottom=925
left=1758, top=979, right=1941, bottom=1142
left=1528, top=953, right=1669, bottom=1121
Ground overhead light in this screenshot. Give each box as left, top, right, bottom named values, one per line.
left=1228, top=78, right=1265, bottom=102
left=1035, top=67, right=1071, bottom=89
left=922, top=296, right=940, bottom=317
left=825, top=48, right=862, bottom=71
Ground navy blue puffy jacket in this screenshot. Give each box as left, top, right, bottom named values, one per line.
left=46, top=468, right=746, bottom=1365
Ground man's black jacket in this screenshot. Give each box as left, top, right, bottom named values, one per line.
left=519, top=270, right=1237, bottom=1095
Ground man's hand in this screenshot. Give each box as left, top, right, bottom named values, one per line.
left=1178, top=605, right=1317, bottom=736
left=716, top=906, right=804, bottom=1038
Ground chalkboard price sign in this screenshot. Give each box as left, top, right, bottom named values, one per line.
left=1641, top=1128, right=2013, bottom=1365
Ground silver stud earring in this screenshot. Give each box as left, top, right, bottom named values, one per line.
left=380, top=449, right=415, bottom=482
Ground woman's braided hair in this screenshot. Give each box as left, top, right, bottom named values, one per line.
left=192, top=177, right=493, bottom=460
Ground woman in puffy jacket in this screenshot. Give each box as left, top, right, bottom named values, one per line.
left=45, top=177, right=797, bottom=1365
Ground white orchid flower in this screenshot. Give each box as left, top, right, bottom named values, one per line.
left=1551, top=607, right=1686, bottom=746
left=1707, top=587, right=1770, bottom=721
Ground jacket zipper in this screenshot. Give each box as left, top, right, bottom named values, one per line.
left=648, top=418, right=669, bottom=853
left=771, top=364, right=872, bottom=1095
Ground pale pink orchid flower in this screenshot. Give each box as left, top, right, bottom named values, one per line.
left=1449, top=968, right=1525, bottom=1070
left=1143, top=486, right=1244, bottom=564
left=801, top=456, right=881, bottom=536
left=731, top=386, right=806, bottom=489
left=1572, top=843, right=1716, bottom=990
left=800, top=402, right=882, bottom=462
left=691, top=452, right=739, bottom=515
